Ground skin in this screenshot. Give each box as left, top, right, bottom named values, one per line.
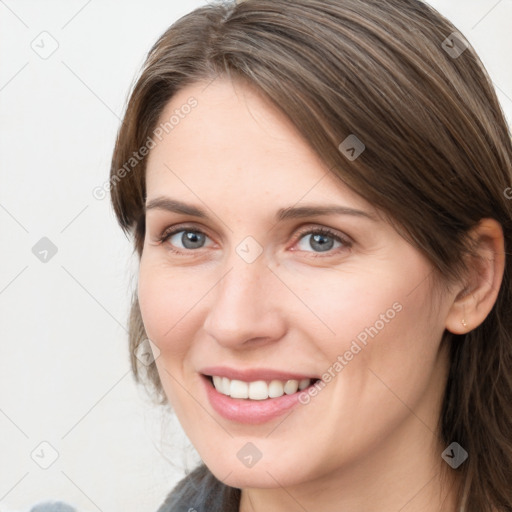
left=139, top=78, right=505, bottom=512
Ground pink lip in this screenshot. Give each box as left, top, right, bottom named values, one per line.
left=201, top=374, right=312, bottom=424
left=199, top=366, right=317, bottom=382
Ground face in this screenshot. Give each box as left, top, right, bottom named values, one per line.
left=139, top=78, right=454, bottom=489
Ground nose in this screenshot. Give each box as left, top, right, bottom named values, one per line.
left=202, top=256, right=287, bottom=349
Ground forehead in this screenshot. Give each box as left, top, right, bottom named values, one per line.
left=145, top=78, right=374, bottom=214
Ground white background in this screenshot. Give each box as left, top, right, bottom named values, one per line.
left=0, top=1, right=511, bottom=511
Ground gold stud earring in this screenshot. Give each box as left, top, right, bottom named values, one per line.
left=461, top=304, right=468, bottom=329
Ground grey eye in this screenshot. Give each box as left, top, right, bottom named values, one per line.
left=169, top=230, right=210, bottom=249
left=296, top=232, right=342, bottom=252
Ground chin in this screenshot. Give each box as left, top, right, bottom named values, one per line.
left=209, top=460, right=310, bottom=489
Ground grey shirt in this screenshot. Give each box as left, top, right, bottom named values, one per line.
left=156, top=464, right=241, bottom=512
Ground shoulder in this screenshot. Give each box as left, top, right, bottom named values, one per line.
left=156, top=463, right=241, bottom=512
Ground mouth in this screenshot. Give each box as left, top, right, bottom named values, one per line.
left=204, top=374, right=321, bottom=400
left=199, top=366, right=322, bottom=424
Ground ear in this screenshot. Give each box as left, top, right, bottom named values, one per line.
left=445, top=218, right=505, bottom=334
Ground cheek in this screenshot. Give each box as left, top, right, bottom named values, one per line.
left=285, top=259, right=443, bottom=383
left=137, top=261, right=212, bottom=412
left=329, top=276, right=446, bottom=430
left=137, top=260, right=208, bottom=356
left=279, top=262, right=408, bottom=346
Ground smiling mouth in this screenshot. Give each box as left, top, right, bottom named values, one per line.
left=204, top=374, right=321, bottom=400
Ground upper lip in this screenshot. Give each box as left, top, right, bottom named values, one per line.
left=200, top=366, right=319, bottom=382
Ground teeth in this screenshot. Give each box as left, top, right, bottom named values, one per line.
left=284, top=379, right=299, bottom=395
left=268, top=380, right=284, bottom=398
left=212, top=376, right=223, bottom=392
left=210, top=376, right=313, bottom=400
left=221, top=377, right=230, bottom=395
left=299, top=378, right=310, bottom=390
left=249, top=380, right=268, bottom=400
left=230, top=379, right=249, bottom=399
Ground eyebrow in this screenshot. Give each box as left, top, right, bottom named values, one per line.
left=145, top=197, right=207, bottom=218
left=276, top=205, right=376, bottom=221
left=145, top=197, right=377, bottom=222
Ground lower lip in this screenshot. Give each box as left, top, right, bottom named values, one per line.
left=202, top=375, right=310, bottom=424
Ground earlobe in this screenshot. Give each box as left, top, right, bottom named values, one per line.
left=445, top=218, right=505, bottom=335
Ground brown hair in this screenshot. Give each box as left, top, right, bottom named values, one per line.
left=110, top=0, right=512, bottom=509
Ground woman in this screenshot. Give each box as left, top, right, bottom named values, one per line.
left=110, top=0, right=512, bottom=510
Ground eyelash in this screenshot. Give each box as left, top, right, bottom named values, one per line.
left=156, top=224, right=352, bottom=257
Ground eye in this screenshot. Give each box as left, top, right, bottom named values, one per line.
left=294, top=228, right=349, bottom=254
left=159, top=227, right=214, bottom=252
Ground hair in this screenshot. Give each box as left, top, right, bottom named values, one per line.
left=110, top=0, right=512, bottom=510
